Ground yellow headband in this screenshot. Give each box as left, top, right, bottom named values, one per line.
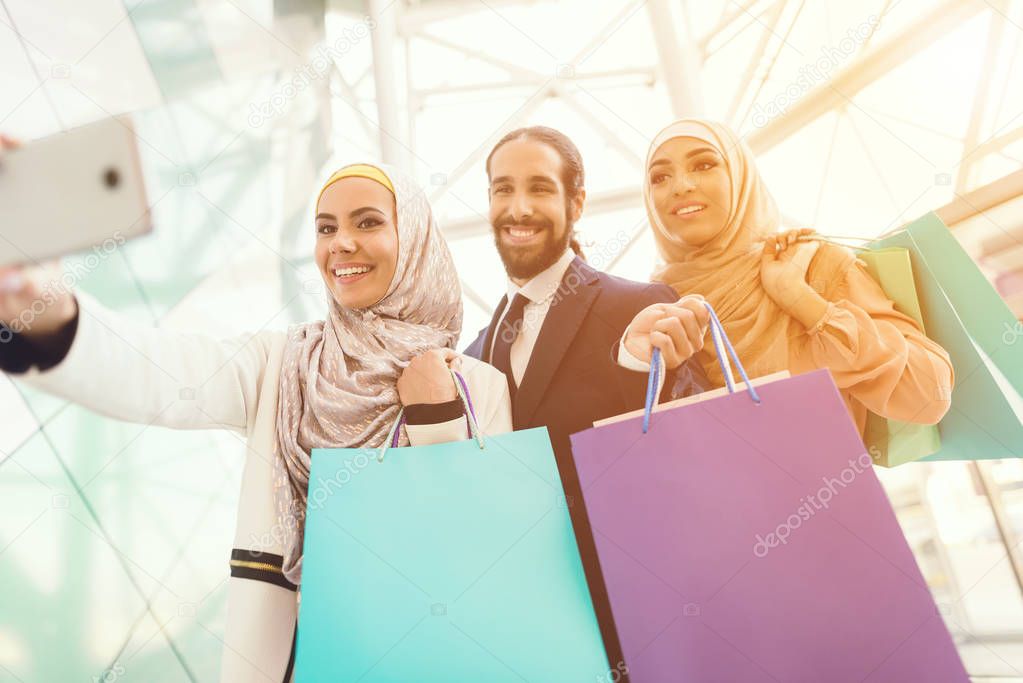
left=316, top=164, right=395, bottom=208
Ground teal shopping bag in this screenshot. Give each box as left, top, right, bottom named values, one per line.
left=294, top=373, right=609, bottom=681
left=858, top=247, right=942, bottom=466
left=871, top=212, right=1023, bottom=461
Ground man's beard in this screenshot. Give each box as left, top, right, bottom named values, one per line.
left=493, top=214, right=573, bottom=281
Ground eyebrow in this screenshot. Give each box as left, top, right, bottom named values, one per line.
left=648, top=147, right=720, bottom=170
left=490, top=175, right=558, bottom=186
left=315, top=207, right=384, bottom=221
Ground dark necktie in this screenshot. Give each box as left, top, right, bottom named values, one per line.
left=491, top=293, right=529, bottom=400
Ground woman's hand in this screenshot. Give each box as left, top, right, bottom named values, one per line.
left=760, top=229, right=818, bottom=311
left=397, top=349, right=461, bottom=405
left=0, top=261, right=78, bottom=338
left=623, top=295, right=710, bottom=369
left=760, top=229, right=830, bottom=328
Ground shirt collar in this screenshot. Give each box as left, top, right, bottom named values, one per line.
left=506, top=248, right=577, bottom=305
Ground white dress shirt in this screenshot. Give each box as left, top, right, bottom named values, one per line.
left=489, top=248, right=577, bottom=386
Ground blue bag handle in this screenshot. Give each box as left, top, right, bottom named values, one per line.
left=378, top=369, right=484, bottom=461
left=642, top=301, right=762, bottom=434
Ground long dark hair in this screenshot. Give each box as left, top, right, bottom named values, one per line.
left=486, top=126, right=586, bottom=259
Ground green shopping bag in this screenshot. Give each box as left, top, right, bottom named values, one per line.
left=294, top=372, right=609, bottom=682
left=870, top=212, right=1023, bottom=461
left=857, top=247, right=942, bottom=466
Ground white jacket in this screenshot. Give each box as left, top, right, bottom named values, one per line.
left=16, top=292, right=513, bottom=682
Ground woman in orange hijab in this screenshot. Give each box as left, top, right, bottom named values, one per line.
left=643, top=118, right=953, bottom=435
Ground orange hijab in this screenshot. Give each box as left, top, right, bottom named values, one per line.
left=644, top=119, right=854, bottom=385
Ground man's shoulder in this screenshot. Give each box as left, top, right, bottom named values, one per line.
left=462, top=326, right=488, bottom=359
left=590, top=267, right=677, bottom=306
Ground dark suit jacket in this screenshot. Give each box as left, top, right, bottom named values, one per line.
left=464, top=255, right=709, bottom=674
left=465, top=255, right=708, bottom=449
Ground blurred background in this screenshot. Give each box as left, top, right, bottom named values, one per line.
left=1, top=0, right=1022, bottom=680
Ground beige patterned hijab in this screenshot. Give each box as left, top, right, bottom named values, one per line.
left=644, top=119, right=853, bottom=385
left=274, top=163, right=462, bottom=585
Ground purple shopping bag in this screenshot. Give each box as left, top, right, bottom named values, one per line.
left=569, top=305, right=969, bottom=683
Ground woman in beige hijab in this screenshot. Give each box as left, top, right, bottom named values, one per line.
left=0, top=156, right=512, bottom=682
left=642, top=118, right=953, bottom=435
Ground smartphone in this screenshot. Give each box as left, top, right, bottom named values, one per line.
left=0, top=115, right=153, bottom=267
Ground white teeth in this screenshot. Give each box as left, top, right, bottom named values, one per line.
left=509, top=228, right=539, bottom=238
left=334, top=266, right=371, bottom=277
left=675, top=205, right=705, bottom=215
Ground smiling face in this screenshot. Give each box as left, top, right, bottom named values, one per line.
left=647, top=136, right=732, bottom=248
left=487, top=137, right=583, bottom=284
left=314, top=176, right=399, bottom=310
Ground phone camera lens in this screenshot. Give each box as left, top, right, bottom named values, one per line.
left=103, top=167, right=120, bottom=189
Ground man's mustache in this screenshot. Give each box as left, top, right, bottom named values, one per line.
left=494, top=215, right=554, bottom=231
